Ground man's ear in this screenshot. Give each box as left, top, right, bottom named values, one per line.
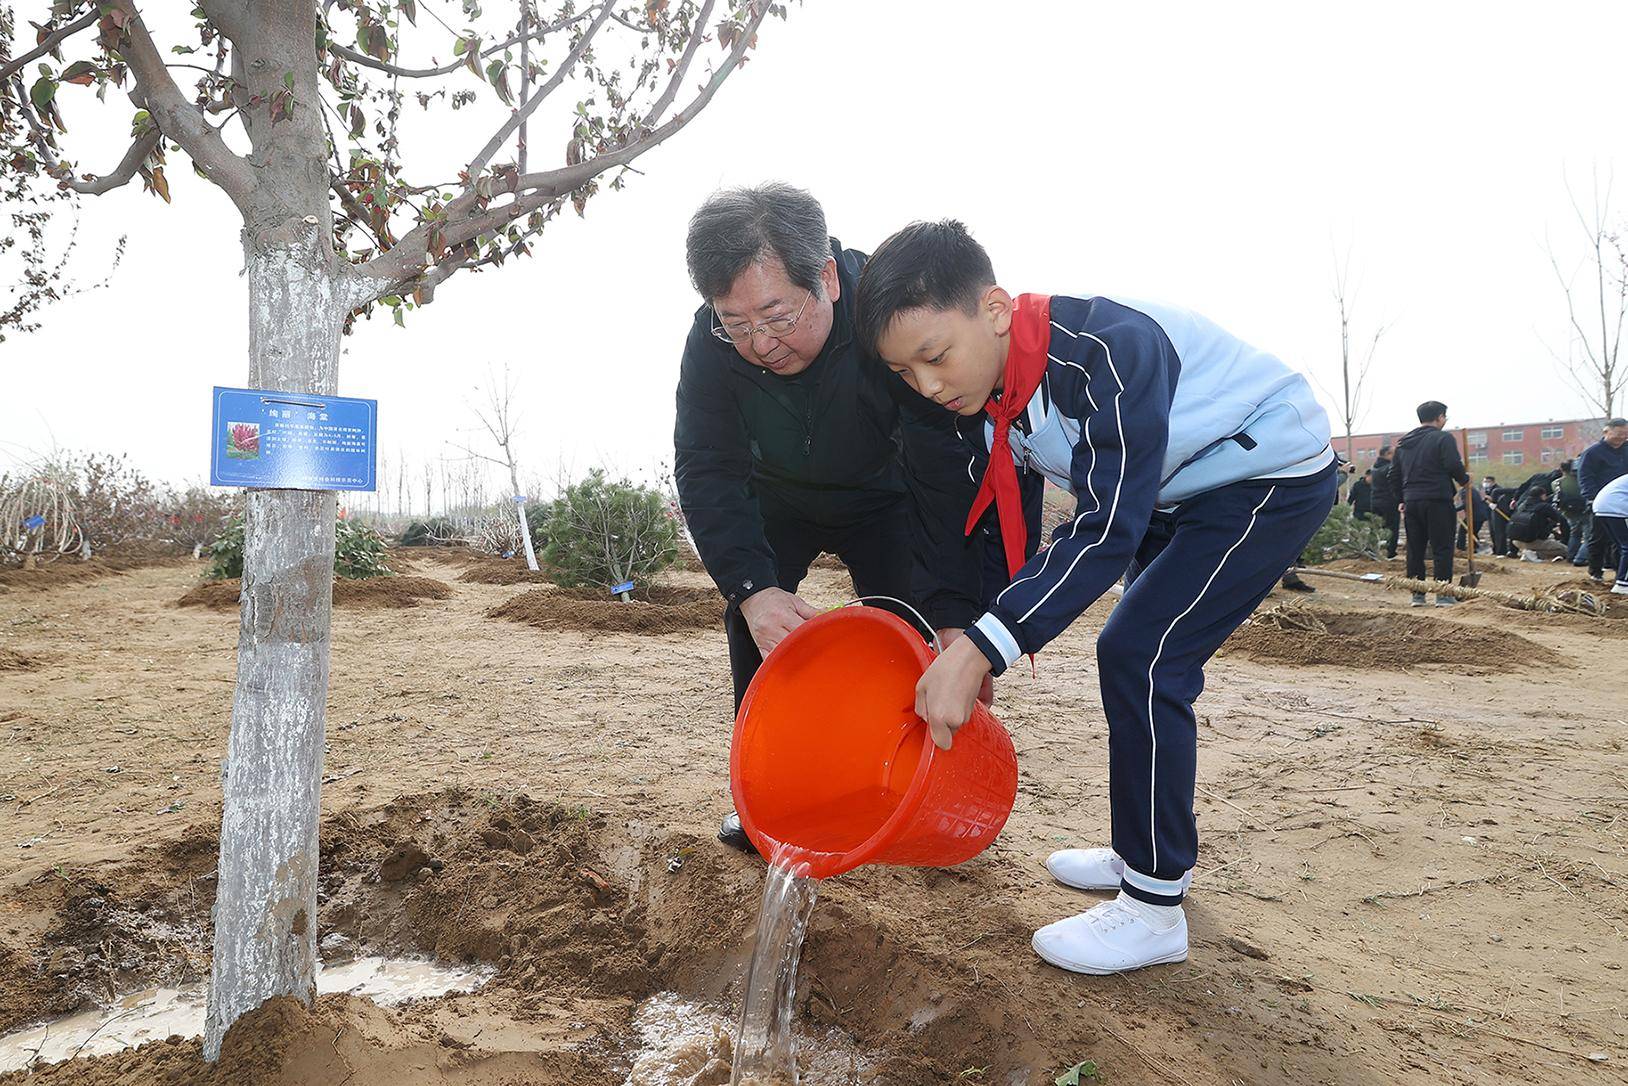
left=985, top=285, right=1014, bottom=336
left=821, top=257, right=840, bottom=303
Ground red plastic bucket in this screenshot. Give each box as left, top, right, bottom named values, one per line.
left=729, top=606, right=1018, bottom=879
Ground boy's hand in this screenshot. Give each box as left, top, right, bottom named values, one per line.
left=936, top=628, right=995, bottom=707
left=916, top=636, right=994, bottom=750
left=739, top=587, right=819, bottom=656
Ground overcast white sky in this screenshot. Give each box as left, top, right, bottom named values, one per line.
left=4, top=0, right=1627, bottom=507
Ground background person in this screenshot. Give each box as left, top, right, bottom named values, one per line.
left=1370, top=444, right=1400, bottom=559
left=1394, top=401, right=1470, bottom=606
left=1578, top=418, right=1628, bottom=582
left=1589, top=473, right=1628, bottom=595
left=1507, top=484, right=1569, bottom=562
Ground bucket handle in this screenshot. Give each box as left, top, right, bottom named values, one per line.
left=843, top=595, right=943, bottom=655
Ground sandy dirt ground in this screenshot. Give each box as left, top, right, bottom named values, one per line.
left=0, top=547, right=1624, bottom=1084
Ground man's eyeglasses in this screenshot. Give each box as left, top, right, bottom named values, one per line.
left=711, top=290, right=813, bottom=345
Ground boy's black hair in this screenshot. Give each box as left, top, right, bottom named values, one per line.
left=855, top=219, right=996, bottom=355
left=1378, top=444, right=1392, bottom=456
left=1416, top=400, right=1448, bottom=423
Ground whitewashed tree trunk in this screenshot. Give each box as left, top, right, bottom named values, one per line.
left=204, top=222, right=351, bottom=1059
left=508, top=462, right=539, bottom=572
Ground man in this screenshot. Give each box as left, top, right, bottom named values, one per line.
left=673, top=183, right=968, bottom=853
left=1394, top=401, right=1470, bottom=606
left=1578, top=418, right=1628, bottom=582
left=1348, top=469, right=1374, bottom=519
left=1369, top=444, right=1400, bottom=559
left=1487, top=479, right=1519, bottom=558
left=1556, top=460, right=1588, bottom=563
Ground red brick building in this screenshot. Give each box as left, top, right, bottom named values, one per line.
left=1339, top=416, right=1609, bottom=482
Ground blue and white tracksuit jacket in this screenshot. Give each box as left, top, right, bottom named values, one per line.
left=914, top=294, right=1336, bottom=903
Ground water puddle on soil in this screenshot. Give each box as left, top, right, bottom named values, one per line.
left=624, top=993, right=872, bottom=1086
left=0, top=956, right=494, bottom=1073
left=623, top=843, right=867, bottom=1086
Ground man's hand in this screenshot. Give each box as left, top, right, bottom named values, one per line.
left=739, top=587, right=819, bottom=656
left=936, top=628, right=995, bottom=707
left=916, top=635, right=994, bottom=751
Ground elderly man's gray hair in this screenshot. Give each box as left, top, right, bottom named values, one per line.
left=685, top=182, right=831, bottom=301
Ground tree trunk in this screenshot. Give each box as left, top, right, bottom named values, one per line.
left=204, top=223, right=348, bottom=1060
left=508, top=461, right=539, bottom=572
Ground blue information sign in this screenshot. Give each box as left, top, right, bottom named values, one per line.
left=611, top=580, right=636, bottom=595
left=209, top=386, right=377, bottom=491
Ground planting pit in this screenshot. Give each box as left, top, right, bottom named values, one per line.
left=0, top=791, right=1048, bottom=1085
left=489, top=584, right=721, bottom=634
left=177, top=576, right=454, bottom=611
left=1223, top=605, right=1561, bottom=669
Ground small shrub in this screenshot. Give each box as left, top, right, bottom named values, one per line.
left=207, top=515, right=245, bottom=580
left=401, top=517, right=461, bottom=547
left=207, top=514, right=393, bottom=581
left=1304, top=503, right=1380, bottom=564
left=537, top=469, right=678, bottom=591
left=334, top=518, right=392, bottom=579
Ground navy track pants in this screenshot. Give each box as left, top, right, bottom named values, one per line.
left=1100, top=466, right=1337, bottom=905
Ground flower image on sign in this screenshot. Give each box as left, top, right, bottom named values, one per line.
left=225, top=422, right=260, bottom=460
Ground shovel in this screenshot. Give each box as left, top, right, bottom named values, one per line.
left=1458, top=430, right=1483, bottom=588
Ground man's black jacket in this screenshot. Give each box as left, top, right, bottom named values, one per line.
left=1509, top=490, right=1565, bottom=543
left=1578, top=439, right=1628, bottom=501
left=1369, top=455, right=1397, bottom=512
left=1347, top=477, right=1372, bottom=517
left=1394, top=425, right=1469, bottom=502
left=673, top=240, right=973, bottom=614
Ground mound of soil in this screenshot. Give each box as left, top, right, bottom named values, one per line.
left=489, top=584, right=720, bottom=634
left=0, top=561, right=120, bottom=591
left=454, top=558, right=554, bottom=585
left=0, top=649, right=41, bottom=671
left=1224, top=605, right=1561, bottom=669
left=177, top=577, right=453, bottom=611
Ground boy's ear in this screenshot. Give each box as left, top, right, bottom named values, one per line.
left=984, top=285, right=1014, bottom=336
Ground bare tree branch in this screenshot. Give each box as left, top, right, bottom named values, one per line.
left=107, top=0, right=256, bottom=209
left=0, top=8, right=98, bottom=83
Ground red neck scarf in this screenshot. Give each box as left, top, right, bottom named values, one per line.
left=965, top=293, right=1052, bottom=580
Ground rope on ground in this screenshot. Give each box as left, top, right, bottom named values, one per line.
left=1293, top=567, right=1607, bottom=617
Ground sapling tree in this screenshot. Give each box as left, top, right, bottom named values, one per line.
left=0, top=0, right=784, bottom=1056
left=453, top=363, right=539, bottom=569
left=538, top=466, right=677, bottom=596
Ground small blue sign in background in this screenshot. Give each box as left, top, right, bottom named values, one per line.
left=210, top=386, right=377, bottom=491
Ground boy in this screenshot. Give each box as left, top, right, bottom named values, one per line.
left=854, top=221, right=1336, bottom=975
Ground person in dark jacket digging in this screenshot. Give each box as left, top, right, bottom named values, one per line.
left=1369, top=444, right=1400, bottom=558
left=1487, top=481, right=1519, bottom=558
left=1508, top=484, right=1569, bottom=562
left=1394, top=400, right=1470, bottom=606
left=673, top=182, right=972, bottom=854
left=1348, top=470, right=1373, bottom=519
left=1578, top=418, right=1628, bottom=582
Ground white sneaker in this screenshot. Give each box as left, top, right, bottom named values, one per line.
left=1045, top=849, right=1194, bottom=893
left=1520, top=550, right=1543, bottom=563
left=1032, top=894, right=1189, bottom=975
left=1612, top=582, right=1628, bottom=596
